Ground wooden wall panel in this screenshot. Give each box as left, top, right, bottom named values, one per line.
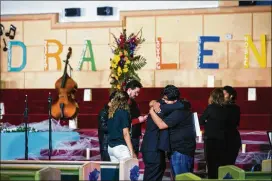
left=267, top=42, right=272, bottom=68
left=66, top=28, right=110, bottom=45
left=253, top=12, right=271, bottom=40
left=126, top=17, right=155, bottom=43
left=155, top=69, right=271, bottom=87
left=179, top=42, right=198, bottom=69
left=228, top=41, right=245, bottom=69
left=25, top=46, right=45, bottom=71
left=136, top=43, right=156, bottom=70
left=0, top=49, right=8, bottom=72
left=204, top=14, right=252, bottom=41
left=24, top=20, right=66, bottom=46
left=109, top=27, right=123, bottom=44
left=100, top=70, right=112, bottom=88
left=156, top=15, right=202, bottom=42
left=72, top=71, right=102, bottom=88
left=161, top=43, right=180, bottom=65
left=155, top=70, right=183, bottom=87
left=138, top=70, right=155, bottom=87
left=0, top=72, right=25, bottom=88
left=24, top=72, right=62, bottom=88
left=91, top=45, right=112, bottom=70
left=222, top=69, right=271, bottom=87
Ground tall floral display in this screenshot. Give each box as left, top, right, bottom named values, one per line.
left=109, top=28, right=146, bottom=92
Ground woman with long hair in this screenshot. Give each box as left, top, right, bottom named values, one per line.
left=107, top=91, right=137, bottom=161
left=223, top=86, right=241, bottom=165
left=200, top=88, right=228, bottom=179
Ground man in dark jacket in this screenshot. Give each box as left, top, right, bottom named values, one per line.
left=125, top=80, right=147, bottom=157
left=97, top=91, right=116, bottom=161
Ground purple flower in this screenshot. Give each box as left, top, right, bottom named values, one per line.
left=118, top=59, right=125, bottom=68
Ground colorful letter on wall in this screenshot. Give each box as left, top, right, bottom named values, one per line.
left=7, top=41, right=27, bottom=72
left=244, top=34, right=266, bottom=68
left=44, top=39, right=63, bottom=71
left=198, top=36, right=220, bottom=69
left=156, top=37, right=177, bottom=69
left=77, top=40, right=96, bottom=71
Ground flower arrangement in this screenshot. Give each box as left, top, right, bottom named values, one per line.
left=109, top=28, right=146, bottom=91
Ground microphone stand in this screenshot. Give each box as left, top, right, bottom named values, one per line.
left=24, top=95, right=29, bottom=160
left=48, top=92, right=52, bottom=160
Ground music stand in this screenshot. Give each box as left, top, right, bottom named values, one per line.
left=24, top=95, right=29, bottom=160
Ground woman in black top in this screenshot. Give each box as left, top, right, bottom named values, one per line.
left=200, top=88, right=228, bottom=179
left=97, top=91, right=116, bottom=161
left=107, top=91, right=136, bottom=162
left=223, top=86, right=241, bottom=165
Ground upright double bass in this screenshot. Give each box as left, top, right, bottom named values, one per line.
left=51, top=47, right=79, bottom=120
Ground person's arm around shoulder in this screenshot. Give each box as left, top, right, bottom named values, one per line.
left=149, top=107, right=169, bottom=129
left=150, top=99, right=184, bottom=115
left=150, top=107, right=187, bottom=129
left=160, top=100, right=184, bottom=115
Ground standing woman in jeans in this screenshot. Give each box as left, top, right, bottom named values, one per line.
left=200, top=88, right=228, bottom=179
left=107, top=91, right=137, bottom=161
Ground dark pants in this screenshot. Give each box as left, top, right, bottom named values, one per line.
left=225, top=130, right=241, bottom=165
left=98, top=131, right=110, bottom=161
left=100, top=150, right=110, bottom=161
left=142, top=151, right=166, bottom=181
left=204, top=139, right=227, bottom=179
left=131, top=137, right=140, bottom=157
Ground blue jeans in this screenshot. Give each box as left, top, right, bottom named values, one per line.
left=170, top=151, right=194, bottom=179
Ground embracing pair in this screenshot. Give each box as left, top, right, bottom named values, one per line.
left=141, top=85, right=196, bottom=181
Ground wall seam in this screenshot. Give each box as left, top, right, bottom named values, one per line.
left=251, top=13, right=254, bottom=41
left=202, top=14, right=204, bottom=36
